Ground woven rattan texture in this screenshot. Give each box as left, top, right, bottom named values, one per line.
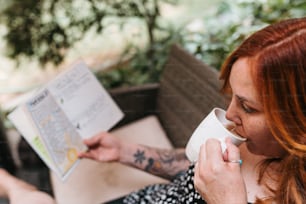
left=156, top=45, right=226, bottom=147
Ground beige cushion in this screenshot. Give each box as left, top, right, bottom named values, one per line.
left=50, top=115, right=173, bottom=204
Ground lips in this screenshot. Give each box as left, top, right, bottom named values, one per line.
left=233, top=129, right=247, bottom=140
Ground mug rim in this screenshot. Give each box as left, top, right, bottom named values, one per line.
left=213, top=107, right=247, bottom=141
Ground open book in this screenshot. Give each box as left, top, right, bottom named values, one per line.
left=8, top=62, right=124, bottom=180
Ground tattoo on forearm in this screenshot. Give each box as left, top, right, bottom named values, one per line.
left=132, top=147, right=189, bottom=179
left=144, top=150, right=188, bottom=175
left=133, top=149, right=146, bottom=164
left=144, top=158, right=163, bottom=173
left=145, top=158, right=154, bottom=171
left=158, top=149, right=187, bottom=164
left=159, top=151, right=175, bottom=164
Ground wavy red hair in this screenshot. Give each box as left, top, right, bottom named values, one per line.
left=220, top=18, right=306, bottom=204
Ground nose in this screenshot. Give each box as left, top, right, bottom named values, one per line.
left=225, top=98, right=241, bottom=125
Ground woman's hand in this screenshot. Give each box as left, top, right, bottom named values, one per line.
left=194, top=138, right=247, bottom=204
left=78, top=132, right=122, bottom=162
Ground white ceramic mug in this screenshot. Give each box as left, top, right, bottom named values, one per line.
left=185, top=107, right=246, bottom=162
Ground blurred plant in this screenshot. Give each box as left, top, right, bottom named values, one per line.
left=2, top=0, right=306, bottom=89
left=183, top=0, right=306, bottom=69
left=0, top=0, right=179, bottom=65
left=96, top=24, right=184, bottom=88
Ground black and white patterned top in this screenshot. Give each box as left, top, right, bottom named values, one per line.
left=122, top=164, right=253, bottom=204
left=123, top=164, right=206, bottom=204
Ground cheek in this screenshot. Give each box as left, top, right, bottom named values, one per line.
left=242, top=117, right=269, bottom=139
left=248, top=124, right=273, bottom=144
left=244, top=118, right=283, bottom=157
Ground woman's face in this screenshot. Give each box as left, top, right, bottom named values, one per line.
left=226, top=58, right=286, bottom=158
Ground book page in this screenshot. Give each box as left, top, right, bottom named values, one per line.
left=7, top=106, right=57, bottom=172
left=25, top=89, right=87, bottom=178
left=47, top=62, right=124, bottom=139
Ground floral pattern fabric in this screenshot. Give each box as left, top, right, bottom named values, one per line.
left=123, top=164, right=206, bottom=204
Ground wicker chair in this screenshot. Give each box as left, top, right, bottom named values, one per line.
left=109, top=44, right=226, bottom=147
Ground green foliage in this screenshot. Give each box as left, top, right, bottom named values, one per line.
left=99, top=0, right=306, bottom=89
left=0, top=0, right=183, bottom=89
left=1, top=0, right=306, bottom=89
left=183, top=0, right=306, bottom=70
left=0, top=0, right=178, bottom=65
left=96, top=25, right=184, bottom=88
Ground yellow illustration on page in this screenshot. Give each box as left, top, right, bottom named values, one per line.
left=63, top=132, right=86, bottom=171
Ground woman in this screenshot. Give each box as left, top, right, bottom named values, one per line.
left=79, top=17, right=306, bottom=204
left=194, top=17, right=306, bottom=203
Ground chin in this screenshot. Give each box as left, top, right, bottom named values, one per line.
left=245, top=142, right=269, bottom=157
left=246, top=142, right=263, bottom=155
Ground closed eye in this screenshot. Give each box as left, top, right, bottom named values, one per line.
left=236, top=96, right=257, bottom=114
left=241, top=102, right=256, bottom=113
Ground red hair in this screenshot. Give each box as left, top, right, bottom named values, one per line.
left=220, top=18, right=306, bottom=204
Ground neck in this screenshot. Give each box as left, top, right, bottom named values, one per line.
left=239, top=144, right=279, bottom=203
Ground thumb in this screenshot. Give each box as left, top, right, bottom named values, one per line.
left=78, top=151, right=91, bottom=159
left=78, top=149, right=98, bottom=160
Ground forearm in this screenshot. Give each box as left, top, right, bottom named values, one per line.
left=119, top=143, right=190, bottom=180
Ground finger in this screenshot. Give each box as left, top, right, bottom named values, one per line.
left=197, top=142, right=207, bottom=168
left=225, top=137, right=241, bottom=166
left=193, top=161, right=201, bottom=191
left=83, top=132, right=105, bottom=147
left=77, top=151, right=94, bottom=159
left=205, top=138, right=223, bottom=163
